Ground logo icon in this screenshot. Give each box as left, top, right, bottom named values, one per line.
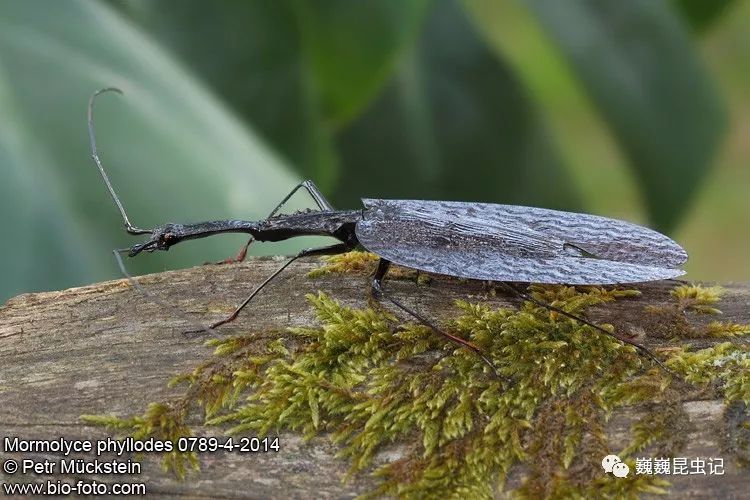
left=612, top=462, right=630, bottom=478
left=602, top=454, right=630, bottom=478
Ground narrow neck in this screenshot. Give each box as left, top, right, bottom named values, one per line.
left=164, top=210, right=360, bottom=245
left=174, top=220, right=260, bottom=241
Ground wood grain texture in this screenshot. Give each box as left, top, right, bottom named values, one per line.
left=0, top=256, right=748, bottom=498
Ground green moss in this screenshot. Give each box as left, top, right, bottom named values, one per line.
left=81, top=402, right=198, bottom=478
left=306, top=251, right=380, bottom=278
left=82, top=267, right=749, bottom=497
left=306, top=250, right=431, bottom=283
left=706, top=321, right=750, bottom=338
left=667, top=342, right=750, bottom=403
left=644, top=284, right=748, bottom=340
left=670, top=284, right=724, bottom=315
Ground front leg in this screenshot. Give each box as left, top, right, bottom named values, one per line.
left=268, top=180, right=335, bottom=218
left=185, top=242, right=353, bottom=335
left=205, top=238, right=254, bottom=265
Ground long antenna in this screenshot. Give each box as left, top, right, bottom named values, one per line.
left=88, top=88, right=151, bottom=235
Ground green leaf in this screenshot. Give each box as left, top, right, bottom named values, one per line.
left=333, top=0, right=580, bottom=211
left=110, top=0, right=429, bottom=193
left=0, top=81, right=96, bottom=297
left=292, top=0, right=430, bottom=127
left=108, top=0, right=335, bottom=188
left=0, top=0, right=300, bottom=300
left=673, top=0, right=736, bottom=33
left=527, top=0, right=726, bottom=231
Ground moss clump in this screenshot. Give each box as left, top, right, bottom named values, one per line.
left=666, top=343, right=750, bottom=403
left=306, top=251, right=380, bottom=278
left=645, top=284, right=750, bottom=340
left=81, top=402, right=198, bottom=478
left=82, top=269, right=749, bottom=497
left=306, top=251, right=431, bottom=284
left=706, top=321, right=750, bottom=338
left=670, top=284, right=724, bottom=315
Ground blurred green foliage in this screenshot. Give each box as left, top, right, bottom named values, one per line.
left=0, top=0, right=737, bottom=300
left=675, top=0, right=735, bottom=32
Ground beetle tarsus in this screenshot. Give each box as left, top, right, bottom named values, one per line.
left=204, top=238, right=254, bottom=266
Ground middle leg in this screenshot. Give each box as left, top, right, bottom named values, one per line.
left=371, top=259, right=497, bottom=374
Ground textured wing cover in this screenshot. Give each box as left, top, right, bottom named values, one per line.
left=356, top=199, right=687, bottom=285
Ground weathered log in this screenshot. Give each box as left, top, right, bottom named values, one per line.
left=0, top=257, right=747, bottom=498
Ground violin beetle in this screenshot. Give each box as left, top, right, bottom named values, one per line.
left=89, top=88, right=687, bottom=375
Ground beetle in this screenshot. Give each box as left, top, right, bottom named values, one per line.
left=88, top=88, right=687, bottom=374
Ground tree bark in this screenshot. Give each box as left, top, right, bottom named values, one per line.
left=0, top=257, right=747, bottom=498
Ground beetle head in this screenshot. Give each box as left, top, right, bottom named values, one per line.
left=128, top=223, right=182, bottom=256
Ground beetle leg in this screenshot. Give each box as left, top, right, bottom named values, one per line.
left=298, top=180, right=335, bottom=212
left=204, top=238, right=254, bottom=266
left=267, top=180, right=335, bottom=219
left=184, top=242, right=352, bottom=336
left=665, top=278, right=691, bottom=286
left=370, top=258, right=391, bottom=299
left=500, top=283, right=680, bottom=380
left=113, top=248, right=222, bottom=337
left=371, top=259, right=499, bottom=377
